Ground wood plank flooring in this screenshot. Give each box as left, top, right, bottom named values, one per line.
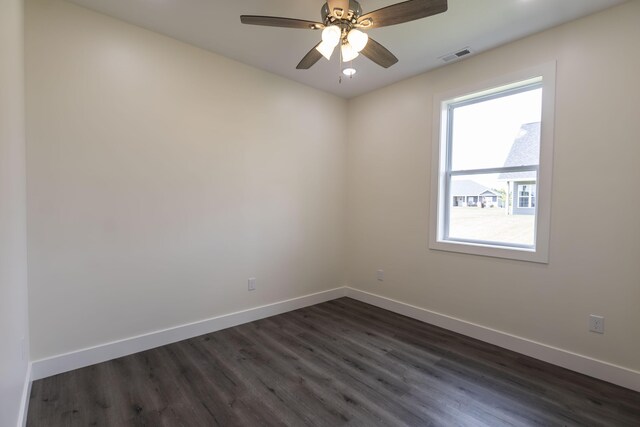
left=28, top=297, right=640, bottom=426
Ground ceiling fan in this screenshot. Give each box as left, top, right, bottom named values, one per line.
left=240, top=0, right=448, bottom=70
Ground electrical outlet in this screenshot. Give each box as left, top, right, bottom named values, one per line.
left=589, top=315, right=604, bottom=334
left=376, top=269, right=384, bottom=281
left=248, top=277, right=256, bottom=291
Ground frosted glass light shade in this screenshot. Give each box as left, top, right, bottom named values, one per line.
left=341, top=43, right=359, bottom=62
left=321, top=25, right=341, bottom=46
left=316, top=40, right=336, bottom=60
left=316, top=25, right=341, bottom=60
left=347, top=29, right=368, bottom=52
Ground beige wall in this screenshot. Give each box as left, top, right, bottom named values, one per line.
left=0, top=0, right=29, bottom=424
left=347, top=1, right=640, bottom=372
left=26, top=0, right=347, bottom=360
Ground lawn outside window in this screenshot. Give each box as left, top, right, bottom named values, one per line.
left=429, top=63, right=556, bottom=263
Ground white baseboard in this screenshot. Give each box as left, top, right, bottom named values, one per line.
left=345, top=287, right=640, bottom=393
left=31, top=287, right=347, bottom=381
left=17, top=362, right=32, bottom=427
left=29, top=285, right=640, bottom=394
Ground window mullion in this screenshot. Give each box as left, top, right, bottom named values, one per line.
left=450, top=165, right=538, bottom=176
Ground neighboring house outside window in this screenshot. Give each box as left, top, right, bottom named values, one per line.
left=451, top=180, right=503, bottom=208
left=498, top=122, right=540, bottom=216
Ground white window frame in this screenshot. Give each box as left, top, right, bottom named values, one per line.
left=429, top=63, right=556, bottom=263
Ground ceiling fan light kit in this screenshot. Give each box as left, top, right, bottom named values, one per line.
left=240, top=0, right=448, bottom=71
left=315, top=25, right=367, bottom=62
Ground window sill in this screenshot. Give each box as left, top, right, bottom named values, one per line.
left=429, top=238, right=549, bottom=263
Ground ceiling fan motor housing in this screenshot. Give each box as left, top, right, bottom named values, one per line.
left=321, top=0, right=363, bottom=24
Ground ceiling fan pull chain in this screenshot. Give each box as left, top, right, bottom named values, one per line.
left=338, top=45, right=343, bottom=84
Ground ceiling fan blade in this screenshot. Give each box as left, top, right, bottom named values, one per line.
left=358, top=0, right=447, bottom=29
left=240, top=15, right=323, bottom=30
left=327, top=0, right=350, bottom=19
left=296, top=43, right=324, bottom=69
left=360, top=38, right=399, bottom=68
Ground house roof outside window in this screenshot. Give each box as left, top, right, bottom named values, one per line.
left=498, top=122, right=540, bottom=181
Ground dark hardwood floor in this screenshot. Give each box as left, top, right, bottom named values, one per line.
left=28, top=297, right=640, bottom=426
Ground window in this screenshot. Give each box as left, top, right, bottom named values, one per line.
left=518, top=184, right=536, bottom=208
left=430, top=64, right=555, bottom=263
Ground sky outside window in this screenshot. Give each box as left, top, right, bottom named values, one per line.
left=451, top=88, right=542, bottom=174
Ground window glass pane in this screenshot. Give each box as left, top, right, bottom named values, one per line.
left=451, top=88, right=542, bottom=171
left=448, top=174, right=536, bottom=247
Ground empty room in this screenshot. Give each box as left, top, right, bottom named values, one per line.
left=2, top=0, right=640, bottom=425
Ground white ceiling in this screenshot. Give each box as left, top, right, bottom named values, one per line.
left=65, top=0, right=627, bottom=98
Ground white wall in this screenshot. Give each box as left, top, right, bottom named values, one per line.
left=0, top=0, right=30, bottom=425
left=347, top=1, right=640, bottom=372
left=26, top=0, right=347, bottom=361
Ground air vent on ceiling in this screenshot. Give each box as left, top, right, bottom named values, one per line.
left=440, top=47, right=473, bottom=63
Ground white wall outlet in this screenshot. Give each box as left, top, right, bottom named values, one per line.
left=248, top=277, right=256, bottom=291
left=589, top=314, right=604, bottom=334
left=376, top=269, right=384, bottom=281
